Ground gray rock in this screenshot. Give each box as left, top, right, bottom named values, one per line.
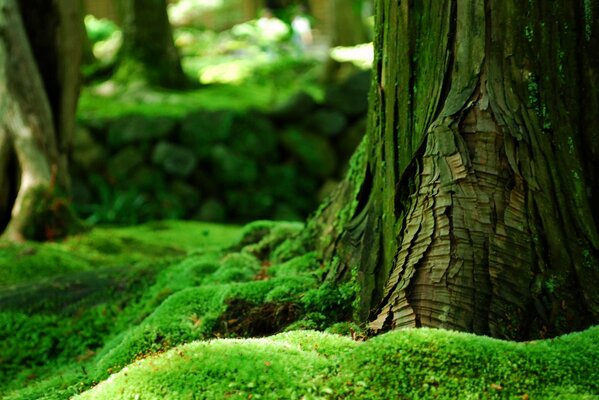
left=72, top=127, right=107, bottom=172
left=195, top=198, right=227, bottom=222
left=108, top=115, right=177, bottom=148
left=107, top=146, right=145, bottom=179
left=210, top=146, right=259, bottom=186
left=269, top=91, right=317, bottom=122
left=304, top=109, right=348, bottom=137
left=152, top=142, right=198, bottom=178
left=179, top=110, right=234, bottom=155
left=129, top=166, right=166, bottom=192
left=281, top=129, right=338, bottom=178
left=169, top=180, right=201, bottom=210
left=230, top=114, right=278, bottom=160
left=325, top=70, right=371, bottom=116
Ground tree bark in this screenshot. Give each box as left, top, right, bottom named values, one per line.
left=313, top=0, right=599, bottom=340
left=0, top=0, right=82, bottom=241
left=115, top=0, right=187, bottom=88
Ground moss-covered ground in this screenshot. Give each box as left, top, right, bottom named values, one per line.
left=1, top=222, right=597, bottom=399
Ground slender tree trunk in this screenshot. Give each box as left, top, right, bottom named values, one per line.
left=0, top=0, right=82, bottom=241
left=324, top=0, right=369, bottom=81
left=115, top=0, right=187, bottom=88
left=312, top=0, right=599, bottom=340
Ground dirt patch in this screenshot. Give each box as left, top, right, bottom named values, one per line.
left=217, top=299, right=302, bottom=337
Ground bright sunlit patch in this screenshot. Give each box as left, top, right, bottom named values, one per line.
left=168, top=0, right=225, bottom=27
left=92, top=31, right=122, bottom=63
left=330, top=43, right=374, bottom=70
left=198, top=61, right=252, bottom=84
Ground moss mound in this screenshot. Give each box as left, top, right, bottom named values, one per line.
left=76, top=328, right=598, bottom=400
left=1, top=220, right=331, bottom=399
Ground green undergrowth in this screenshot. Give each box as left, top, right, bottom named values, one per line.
left=2, top=220, right=597, bottom=399
left=78, top=73, right=322, bottom=121
left=0, top=220, right=241, bottom=286
left=78, top=84, right=269, bottom=121
left=1, top=220, right=353, bottom=399
left=75, top=327, right=599, bottom=400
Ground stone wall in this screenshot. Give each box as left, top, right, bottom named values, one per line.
left=72, top=71, right=370, bottom=224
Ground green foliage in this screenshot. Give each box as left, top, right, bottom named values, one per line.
left=84, top=16, right=119, bottom=44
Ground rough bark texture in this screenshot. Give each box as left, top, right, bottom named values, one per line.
left=314, top=0, right=599, bottom=340
left=0, top=0, right=82, bottom=241
left=116, top=0, right=187, bottom=88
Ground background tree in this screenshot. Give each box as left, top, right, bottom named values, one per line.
left=310, top=0, right=599, bottom=339
left=115, top=0, right=187, bottom=88
left=0, top=0, right=83, bottom=241
left=324, top=0, right=370, bottom=81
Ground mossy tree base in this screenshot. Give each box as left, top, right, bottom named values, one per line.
left=115, top=0, right=188, bottom=88
left=2, top=221, right=598, bottom=399
left=308, top=0, right=599, bottom=340
left=0, top=0, right=82, bottom=241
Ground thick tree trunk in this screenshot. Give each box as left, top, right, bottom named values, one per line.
left=0, top=0, right=82, bottom=241
left=313, top=0, right=599, bottom=340
left=116, top=0, right=187, bottom=88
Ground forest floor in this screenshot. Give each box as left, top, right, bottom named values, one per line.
left=1, top=18, right=597, bottom=400
left=1, top=221, right=597, bottom=399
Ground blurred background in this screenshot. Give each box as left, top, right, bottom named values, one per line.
left=75, top=0, right=374, bottom=227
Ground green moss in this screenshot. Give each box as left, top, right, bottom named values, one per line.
left=74, top=327, right=599, bottom=400
left=325, top=322, right=365, bottom=337
left=93, top=285, right=231, bottom=375
left=0, top=307, right=119, bottom=381
left=584, top=0, right=593, bottom=41
left=316, top=133, right=369, bottom=240
left=0, top=244, right=92, bottom=286
left=300, top=281, right=357, bottom=329
left=203, top=253, right=261, bottom=284
left=89, top=220, right=243, bottom=254
left=92, top=274, right=316, bottom=378
left=0, top=261, right=160, bottom=394
left=268, top=252, right=320, bottom=278
left=77, top=334, right=334, bottom=400
left=0, top=221, right=246, bottom=395
left=524, top=24, right=534, bottom=43
left=0, top=221, right=242, bottom=287
left=77, top=79, right=314, bottom=122
left=4, top=220, right=596, bottom=400
left=330, top=327, right=599, bottom=399
left=237, top=220, right=305, bottom=262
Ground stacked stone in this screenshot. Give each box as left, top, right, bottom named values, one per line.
left=71, top=71, right=370, bottom=224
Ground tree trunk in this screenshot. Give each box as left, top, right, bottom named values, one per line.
left=0, top=0, right=82, bottom=241
left=115, top=0, right=187, bottom=88
left=324, top=0, right=369, bottom=82
left=313, top=0, right=599, bottom=340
